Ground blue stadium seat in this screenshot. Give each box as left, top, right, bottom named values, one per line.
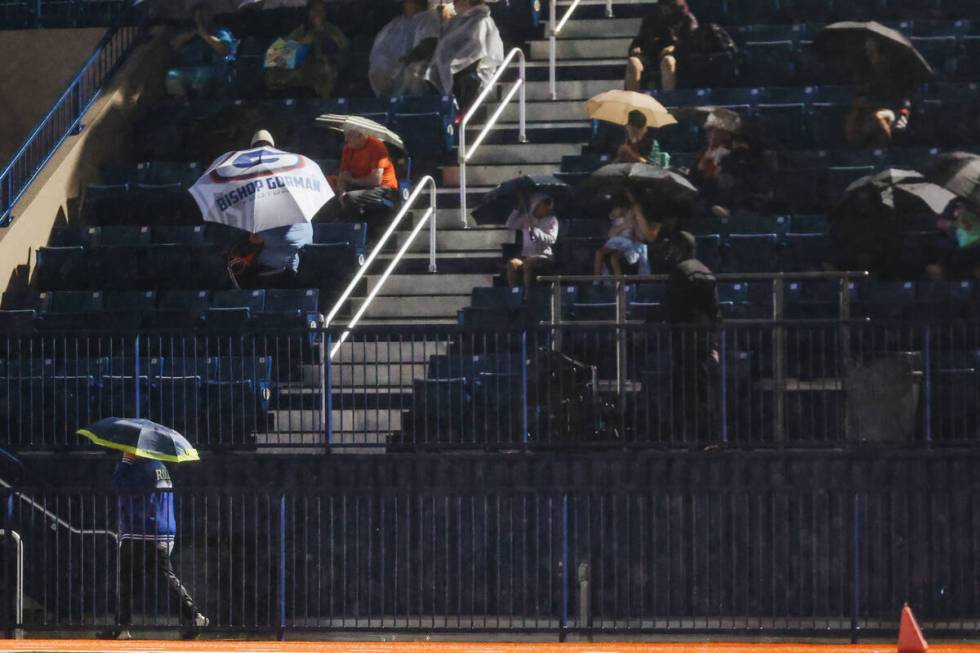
left=203, top=290, right=266, bottom=328
left=154, top=290, right=211, bottom=328
left=470, top=370, right=523, bottom=445
left=864, top=281, right=917, bottom=319
left=104, top=291, right=157, bottom=328
left=789, top=214, right=829, bottom=234
left=132, top=161, right=201, bottom=188
left=141, top=245, right=226, bottom=290
left=807, top=103, right=849, bottom=149
left=910, top=36, right=957, bottom=76
left=312, top=223, right=368, bottom=256
left=99, top=225, right=152, bottom=247
left=742, top=41, right=799, bottom=86
left=254, top=289, right=321, bottom=330
left=49, top=226, right=100, bottom=247
left=298, top=243, right=362, bottom=291
left=724, top=233, right=781, bottom=273
left=752, top=103, right=809, bottom=148
left=201, top=356, right=274, bottom=447
left=80, top=183, right=130, bottom=224
left=133, top=183, right=198, bottom=225
left=472, top=287, right=525, bottom=310
left=35, top=246, right=91, bottom=291
left=153, top=225, right=207, bottom=246
left=782, top=233, right=830, bottom=272
left=393, top=112, right=453, bottom=158
left=97, top=246, right=146, bottom=291
left=727, top=213, right=790, bottom=235
left=695, top=234, right=723, bottom=272
left=628, top=282, right=666, bottom=321
left=0, top=310, right=36, bottom=334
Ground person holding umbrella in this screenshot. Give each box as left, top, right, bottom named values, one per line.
left=813, top=22, right=933, bottom=147
left=79, top=419, right=206, bottom=640
left=505, top=193, right=560, bottom=297
left=927, top=152, right=980, bottom=280
left=585, top=92, right=675, bottom=167
left=190, top=129, right=326, bottom=287
left=316, top=118, right=401, bottom=230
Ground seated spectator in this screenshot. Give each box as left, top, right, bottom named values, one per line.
left=369, top=0, right=437, bottom=97
left=505, top=193, right=559, bottom=296
left=845, top=38, right=914, bottom=147
left=165, top=2, right=238, bottom=99
left=425, top=0, right=504, bottom=112
left=613, top=111, right=669, bottom=166
left=593, top=200, right=649, bottom=276
left=264, top=0, right=349, bottom=98
left=624, top=0, right=698, bottom=92
left=394, top=1, right=456, bottom=96
left=928, top=200, right=980, bottom=281
left=690, top=117, right=769, bottom=217
left=316, top=127, right=400, bottom=228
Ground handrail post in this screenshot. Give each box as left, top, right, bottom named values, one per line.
left=549, top=0, right=557, bottom=101
left=550, top=281, right=563, bottom=352
left=459, top=123, right=468, bottom=229
left=0, top=530, right=24, bottom=638
left=519, top=51, right=528, bottom=142
left=615, top=278, right=627, bottom=396
left=771, top=277, right=785, bottom=445
left=428, top=176, right=438, bottom=272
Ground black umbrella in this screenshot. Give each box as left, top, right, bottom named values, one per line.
left=845, top=168, right=956, bottom=215
left=812, top=21, right=934, bottom=84
left=77, top=418, right=200, bottom=463
left=472, top=175, right=571, bottom=225
left=927, top=151, right=980, bottom=206
left=583, top=163, right=699, bottom=204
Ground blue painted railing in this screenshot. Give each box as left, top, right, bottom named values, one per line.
left=0, top=18, right=142, bottom=227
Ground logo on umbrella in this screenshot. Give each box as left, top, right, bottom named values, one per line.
left=232, top=149, right=280, bottom=169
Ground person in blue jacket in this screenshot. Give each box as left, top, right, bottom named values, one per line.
left=103, top=453, right=207, bottom=640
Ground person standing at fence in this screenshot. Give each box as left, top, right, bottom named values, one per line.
left=102, top=453, right=207, bottom=640
left=661, top=231, right=721, bottom=441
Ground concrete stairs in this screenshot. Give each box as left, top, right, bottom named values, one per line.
left=257, top=2, right=655, bottom=453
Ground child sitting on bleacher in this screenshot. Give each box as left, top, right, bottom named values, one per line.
left=593, top=201, right=649, bottom=277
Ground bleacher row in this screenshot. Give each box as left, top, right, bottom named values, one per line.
left=459, top=278, right=978, bottom=325
left=0, top=354, right=274, bottom=447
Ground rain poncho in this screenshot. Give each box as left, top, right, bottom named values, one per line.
left=425, top=4, right=504, bottom=96
left=369, top=14, right=423, bottom=81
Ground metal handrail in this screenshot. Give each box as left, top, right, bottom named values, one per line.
left=0, top=477, right=118, bottom=542
left=0, top=20, right=142, bottom=226
left=458, top=47, right=527, bottom=225
left=323, top=176, right=438, bottom=359
left=0, top=529, right=23, bottom=633
left=548, top=0, right=614, bottom=101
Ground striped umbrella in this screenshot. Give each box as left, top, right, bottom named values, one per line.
left=928, top=151, right=980, bottom=206
left=78, top=418, right=200, bottom=463
left=315, top=114, right=406, bottom=152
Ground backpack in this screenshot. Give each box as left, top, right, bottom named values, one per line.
left=678, top=23, right=740, bottom=87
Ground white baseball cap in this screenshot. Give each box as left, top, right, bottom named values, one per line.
left=251, top=129, right=275, bottom=147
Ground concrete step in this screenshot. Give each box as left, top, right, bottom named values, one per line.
left=406, top=208, right=473, bottom=230
left=556, top=17, right=641, bottom=39
left=464, top=142, right=581, bottom=165
left=367, top=272, right=496, bottom=296
left=488, top=100, right=589, bottom=123
left=333, top=338, right=449, bottom=363
left=462, top=121, right=593, bottom=144
left=530, top=37, right=632, bottom=61
left=393, top=228, right=512, bottom=253
left=524, top=78, right=621, bottom=101
left=442, top=163, right=561, bottom=188
left=349, top=295, right=471, bottom=320
left=332, top=362, right=429, bottom=388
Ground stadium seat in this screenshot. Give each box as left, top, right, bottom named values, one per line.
left=80, top=183, right=130, bottom=224
left=49, top=226, right=100, bottom=247
left=752, top=103, right=809, bottom=148
left=132, top=161, right=201, bottom=188
left=405, top=378, right=469, bottom=447
left=742, top=41, right=799, bottom=86
left=34, top=246, right=92, bottom=291
left=724, top=234, right=780, bottom=273
left=0, top=310, right=37, bottom=334
left=153, top=225, right=207, bottom=246
left=254, top=289, right=321, bottom=330
left=312, top=223, right=368, bottom=257
left=298, top=243, right=362, bottom=291
left=782, top=233, right=830, bottom=272
left=99, top=225, right=152, bottom=247
left=155, top=290, right=212, bottom=328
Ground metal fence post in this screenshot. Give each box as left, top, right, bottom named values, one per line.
left=560, top=494, right=569, bottom=641
left=922, top=324, right=932, bottom=444
left=521, top=331, right=530, bottom=445
left=851, top=493, right=861, bottom=644
left=133, top=336, right=141, bottom=419
left=771, top=278, right=785, bottom=444
left=323, top=332, right=332, bottom=449
left=548, top=0, right=557, bottom=101
left=615, top=279, right=627, bottom=396
left=278, top=494, right=287, bottom=640
left=719, top=327, right=728, bottom=445
left=0, top=530, right=23, bottom=639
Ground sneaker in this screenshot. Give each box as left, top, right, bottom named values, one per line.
left=97, top=629, right=131, bottom=640
left=180, top=614, right=208, bottom=640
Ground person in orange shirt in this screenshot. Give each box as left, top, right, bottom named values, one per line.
left=318, top=127, right=400, bottom=225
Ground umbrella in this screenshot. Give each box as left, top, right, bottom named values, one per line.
left=189, top=147, right=332, bottom=233
left=584, top=90, right=677, bottom=129
left=927, top=151, right=980, bottom=206
left=674, top=106, right=742, bottom=133
left=473, top=175, right=571, bottom=225
left=845, top=168, right=956, bottom=215
left=77, top=418, right=200, bottom=463
left=316, top=114, right=406, bottom=152
left=584, top=163, right=698, bottom=204
left=812, top=21, right=934, bottom=83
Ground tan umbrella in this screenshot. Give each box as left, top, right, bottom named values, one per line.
left=584, top=90, right=677, bottom=128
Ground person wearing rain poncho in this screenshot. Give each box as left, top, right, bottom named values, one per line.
left=505, top=193, right=559, bottom=297
left=369, top=0, right=450, bottom=97
left=424, top=0, right=504, bottom=112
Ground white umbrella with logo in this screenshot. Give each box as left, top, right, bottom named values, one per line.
left=189, top=146, right=334, bottom=233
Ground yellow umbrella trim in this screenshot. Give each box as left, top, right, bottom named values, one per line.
left=76, top=429, right=200, bottom=463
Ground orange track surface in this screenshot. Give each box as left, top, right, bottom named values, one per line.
left=2, top=643, right=980, bottom=653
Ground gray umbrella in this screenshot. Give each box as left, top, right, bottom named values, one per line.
left=584, top=163, right=699, bottom=204
left=812, top=21, right=934, bottom=83
left=845, top=168, right=956, bottom=214
left=927, top=151, right=980, bottom=206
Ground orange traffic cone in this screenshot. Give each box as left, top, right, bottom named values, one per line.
left=898, top=603, right=928, bottom=653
